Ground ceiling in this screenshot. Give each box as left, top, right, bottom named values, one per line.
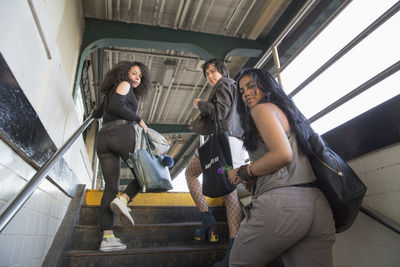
left=80, top=0, right=348, bottom=179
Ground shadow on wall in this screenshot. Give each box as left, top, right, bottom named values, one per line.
left=0, top=53, right=80, bottom=196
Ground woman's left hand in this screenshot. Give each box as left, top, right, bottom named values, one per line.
left=193, top=98, right=201, bottom=108
left=228, top=168, right=242, bottom=185
left=139, top=119, right=148, bottom=133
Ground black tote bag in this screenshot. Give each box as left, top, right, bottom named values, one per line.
left=198, top=103, right=236, bottom=198
left=308, top=132, right=367, bottom=233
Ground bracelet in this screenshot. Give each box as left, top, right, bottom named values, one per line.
left=237, top=164, right=253, bottom=182
left=248, top=162, right=255, bottom=177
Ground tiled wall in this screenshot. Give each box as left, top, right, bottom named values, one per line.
left=333, top=142, right=400, bottom=267
left=0, top=0, right=87, bottom=266
left=0, top=140, right=71, bottom=267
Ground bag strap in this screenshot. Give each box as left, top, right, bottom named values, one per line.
left=140, top=132, right=155, bottom=159
left=308, top=132, right=343, bottom=177
left=212, top=102, right=222, bottom=134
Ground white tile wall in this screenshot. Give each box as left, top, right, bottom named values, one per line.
left=333, top=142, right=400, bottom=267
left=0, top=0, right=89, bottom=265
left=0, top=140, right=72, bottom=267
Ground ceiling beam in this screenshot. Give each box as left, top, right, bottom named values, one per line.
left=82, top=18, right=263, bottom=61
left=74, top=18, right=263, bottom=96
left=147, top=123, right=193, bottom=134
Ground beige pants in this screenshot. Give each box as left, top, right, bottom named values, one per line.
left=230, top=186, right=336, bottom=267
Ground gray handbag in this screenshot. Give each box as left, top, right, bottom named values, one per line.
left=146, top=127, right=170, bottom=156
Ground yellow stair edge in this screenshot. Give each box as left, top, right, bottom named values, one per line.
left=85, top=189, right=224, bottom=206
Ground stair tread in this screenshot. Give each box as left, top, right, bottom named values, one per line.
left=75, top=221, right=228, bottom=229
left=65, top=243, right=227, bottom=257
left=81, top=205, right=223, bottom=208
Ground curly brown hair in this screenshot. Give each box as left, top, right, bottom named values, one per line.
left=99, top=61, right=152, bottom=100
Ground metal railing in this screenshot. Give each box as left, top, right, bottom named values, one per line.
left=360, top=205, right=400, bottom=235
left=0, top=115, right=94, bottom=232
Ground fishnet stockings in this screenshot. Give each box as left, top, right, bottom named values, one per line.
left=185, top=155, right=242, bottom=238
left=185, top=156, right=208, bottom=212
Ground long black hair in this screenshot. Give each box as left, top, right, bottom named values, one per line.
left=236, top=68, right=313, bottom=155
left=99, top=61, right=151, bottom=101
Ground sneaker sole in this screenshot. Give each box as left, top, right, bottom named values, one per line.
left=99, top=245, right=127, bottom=252
left=110, top=200, right=135, bottom=227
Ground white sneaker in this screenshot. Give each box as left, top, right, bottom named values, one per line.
left=99, top=236, right=127, bottom=252
left=110, top=197, right=135, bottom=227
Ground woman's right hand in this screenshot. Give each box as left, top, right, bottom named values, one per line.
left=139, top=119, right=148, bottom=133
left=243, top=180, right=253, bottom=192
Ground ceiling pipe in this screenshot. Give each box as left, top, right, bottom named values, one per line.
left=224, top=0, right=243, bottom=33
left=162, top=69, right=187, bottom=121
left=155, top=77, right=175, bottom=122
left=148, top=84, right=163, bottom=122
left=138, top=0, right=143, bottom=22
left=103, top=48, right=199, bottom=62
left=255, top=0, right=316, bottom=68
left=190, top=0, right=204, bottom=30
left=157, top=0, right=166, bottom=26
left=177, top=73, right=203, bottom=123
left=178, top=0, right=191, bottom=29
left=147, top=55, right=154, bottom=70
left=247, top=0, right=292, bottom=40
left=183, top=81, right=208, bottom=123
left=233, top=0, right=257, bottom=37
left=117, top=0, right=120, bottom=21
left=106, top=0, right=112, bottom=20
left=127, top=0, right=132, bottom=22
left=153, top=0, right=160, bottom=25
left=173, top=0, right=185, bottom=29
left=199, top=0, right=215, bottom=31
left=156, top=59, right=182, bottom=122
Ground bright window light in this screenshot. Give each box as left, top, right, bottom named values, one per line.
left=74, top=87, right=85, bottom=123
left=311, top=70, right=400, bottom=133
left=171, top=168, right=202, bottom=192
left=281, top=0, right=399, bottom=93
left=280, top=0, right=400, bottom=134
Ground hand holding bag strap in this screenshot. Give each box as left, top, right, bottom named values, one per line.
left=141, top=132, right=155, bottom=159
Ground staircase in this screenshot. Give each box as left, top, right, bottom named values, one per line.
left=62, top=191, right=230, bottom=267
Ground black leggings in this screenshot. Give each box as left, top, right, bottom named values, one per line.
left=97, top=123, right=141, bottom=231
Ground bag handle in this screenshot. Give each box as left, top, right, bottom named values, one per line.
left=212, top=102, right=222, bottom=134
left=140, top=132, right=155, bottom=159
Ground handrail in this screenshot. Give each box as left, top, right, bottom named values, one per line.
left=360, top=205, right=400, bottom=235
left=0, top=115, right=94, bottom=233
left=254, top=0, right=316, bottom=69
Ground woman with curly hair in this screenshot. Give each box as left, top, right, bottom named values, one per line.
left=92, top=61, right=152, bottom=252
left=228, top=68, right=335, bottom=266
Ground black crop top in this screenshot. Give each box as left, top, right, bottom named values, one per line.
left=93, top=85, right=142, bottom=124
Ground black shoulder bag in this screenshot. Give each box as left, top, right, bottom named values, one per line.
left=198, top=103, right=236, bottom=198
left=308, top=132, right=367, bottom=233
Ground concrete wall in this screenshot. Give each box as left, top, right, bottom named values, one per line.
left=333, top=142, right=400, bottom=267
left=0, top=0, right=89, bottom=266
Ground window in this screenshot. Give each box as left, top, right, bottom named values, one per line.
left=280, top=0, right=400, bottom=134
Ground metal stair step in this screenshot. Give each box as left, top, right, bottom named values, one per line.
left=79, top=205, right=227, bottom=225
left=71, top=222, right=229, bottom=250
left=64, top=244, right=227, bottom=267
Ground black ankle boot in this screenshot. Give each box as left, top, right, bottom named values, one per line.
left=194, top=211, right=219, bottom=242
left=214, top=238, right=235, bottom=267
